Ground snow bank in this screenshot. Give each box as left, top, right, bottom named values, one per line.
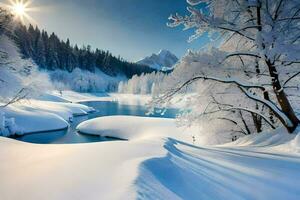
left=290, top=132, right=300, bottom=153
left=0, top=98, right=94, bottom=136
left=0, top=136, right=166, bottom=200
left=225, top=127, right=300, bottom=153
left=1, top=115, right=300, bottom=199
left=136, top=137, right=300, bottom=200
left=229, top=127, right=294, bottom=147
left=54, top=90, right=152, bottom=106
left=35, top=93, right=71, bottom=103
left=19, top=100, right=95, bottom=119
left=0, top=105, right=68, bottom=135
left=77, top=116, right=188, bottom=141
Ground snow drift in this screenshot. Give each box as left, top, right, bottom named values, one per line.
left=77, top=116, right=187, bottom=140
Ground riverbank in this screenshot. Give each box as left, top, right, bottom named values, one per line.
left=0, top=96, right=94, bottom=136
left=1, top=121, right=300, bottom=200
left=1, top=91, right=300, bottom=200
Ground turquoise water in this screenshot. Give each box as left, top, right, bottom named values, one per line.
left=16, top=101, right=177, bottom=144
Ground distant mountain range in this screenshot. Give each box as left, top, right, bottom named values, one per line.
left=137, top=49, right=179, bottom=71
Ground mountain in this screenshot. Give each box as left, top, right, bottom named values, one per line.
left=137, top=49, right=179, bottom=71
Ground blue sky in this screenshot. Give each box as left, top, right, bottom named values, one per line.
left=27, top=0, right=211, bottom=61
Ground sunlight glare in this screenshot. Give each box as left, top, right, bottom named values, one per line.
left=2, top=0, right=38, bottom=24
left=12, top=2, right=26, bottom=17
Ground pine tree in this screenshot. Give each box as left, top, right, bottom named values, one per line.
left=12, top=23, right=156, bottom=78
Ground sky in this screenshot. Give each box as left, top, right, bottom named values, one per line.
left=7, top=0, right=213, bottom=61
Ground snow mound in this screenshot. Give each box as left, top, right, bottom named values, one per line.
left=51, top=90, right=109, bottom=103
left=0, top=98, right=94, bottom=136
left=1, top=105, right=68, bottom=135
left=35, top=93, right=71, bottom=103
left=30, top=100, right=94, bottom=117
left=225, top=127, right=300, bottom=153
left=136, top=137, right=300, bottom=200
left=291, top=134, right=300, bottom=153
left=290, top=127, right=300, bottom=153
left=137, top=49, right=178, bottom=71
left=230, top=128, right=293, bottom=146
left=77, top=116, right=185, bottom=140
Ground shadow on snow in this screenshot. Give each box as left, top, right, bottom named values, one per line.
left=135, top=138, right=300, bottom=200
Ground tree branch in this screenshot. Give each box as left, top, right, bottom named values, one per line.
left=283, top=71, right=300, bottom=87
left=225, top=52, right=261, bottom=60
left=0, top=88, right=29, bottom=108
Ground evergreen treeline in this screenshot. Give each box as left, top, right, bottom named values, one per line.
left=12, top=24, right=155, bottom=77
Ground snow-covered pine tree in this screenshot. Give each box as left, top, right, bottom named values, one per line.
left=11, top=22, right=155, bottom=79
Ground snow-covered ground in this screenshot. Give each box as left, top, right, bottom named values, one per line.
left=77, top=116, right=194, bottom=141
left=0, top=91, right=153, bottom=137
left=0, top=115, right=300, bottom=200
left=0, top=92, right=95, bottom=136
left=0, top=92, right=299, bottom=200
left=54, top=90, right=152, bottom=106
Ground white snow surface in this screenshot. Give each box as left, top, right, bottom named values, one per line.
left=77, top=116, right=192, bottom=141
left=0, top=92, right=299, bottom=199
left=137, top=49, right=179, bottom=71
left=54, top=90, right=153, bottom=106
left=1, top=114, right=300, bottom=200
left=0, top=105, right=68, bottom=135
left=0, top=93, right=94, bottom=136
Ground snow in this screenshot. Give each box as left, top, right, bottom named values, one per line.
left=54, top=90, right=153, bottom=106
left=35, top=93, right=71, bottom=103
left=49, top=68, right=124, bottom=93
left=1, top=115, right=300, bottom=200
left=0, top=35, right=54, bottom=103
left=136, top=137, right=300, bottom=200
left=77, top=116, right=190, bottom=141
left=137, top=49, right=179, bottom=71
left=0, top=136, right=163, bottom=200
left=0, top=93, right=94, bottom=136
left=229, top=127, right=300, bottom=154
left=0, top=105, right=68, bottom=135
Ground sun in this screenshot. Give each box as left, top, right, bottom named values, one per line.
left=12, top=1, right=27, bottom=17
left=0, top=0, right=38, bottom=24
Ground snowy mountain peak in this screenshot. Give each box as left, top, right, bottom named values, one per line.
left=137, top=49, right=179, bottom=71
left=158, top=49, right=172, bottom=57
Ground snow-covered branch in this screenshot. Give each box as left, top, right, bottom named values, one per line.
left=0, top=88, right=29, bottom=108
left=166, top=75, right=267, bottom=97
left=239, top=87, right=292, bottom=128
left=165, top=0, right=300, bottom=133
left=283, top=71, right=300, bottom=87
left=205, top=106, right=276, bottom=129
left=225, top=52, right=261, bottom=60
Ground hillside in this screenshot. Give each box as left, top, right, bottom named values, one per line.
left=12, top=24, right=156, bottom=78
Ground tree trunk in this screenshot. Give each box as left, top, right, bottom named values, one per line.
left=266, top=60, right=299, bottom=133
left=239, top=111, right=251, bottom=135
left=252, top=103, right=262, bottom=133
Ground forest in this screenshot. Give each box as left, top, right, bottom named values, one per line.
left=12, top=23, right=155, bottom=78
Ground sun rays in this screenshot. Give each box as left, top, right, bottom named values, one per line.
left=1, top=0, right=39, bottom=24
